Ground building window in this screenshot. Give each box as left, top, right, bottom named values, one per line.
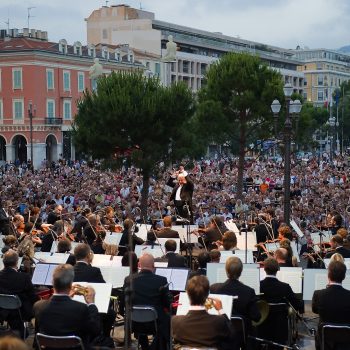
left=318, top=75, right=323, bottom=86
left=318, top=91, right=324, bottom=101
left=63, top=71, right=70, bottom=91
left=13, top=99, right=24, bottom=120
left=102, top=29, right=108, bottom=39
left=63, top=100, right=71, bottom=120
left=78, top=72, right=85, bottom=92
left=47, top=99, right=55, bottom=118
left=12, top=68, right=22, bottom=89
left=155, top=62, right=161, bottom=77
left=46, top=69, right=54, bottom=90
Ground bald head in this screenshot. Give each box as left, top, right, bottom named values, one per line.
left=178, top=174, right=186, bottom=185
left=139, top=253, right=155, bottom=271
left=274, top=248, right=288, bottom=263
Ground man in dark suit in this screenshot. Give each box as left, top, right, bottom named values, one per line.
left=124, top=253, right=171, bottom=350
left=312, top=260, right=350, bottom=350
left=168, top=172, right=194, bottom=223
left=73, top=243, right=105, bottom=283
left=155, top=240, right=186, bottom=268
left=46, top=204, right=62, bottom=225
left=210, top=256, right=261, bottom=348
left=0, top=250, right=38, bottom=337
left=188, top=251, right=211, bottom=279
left=73, top=243, right=115, bottom=338
left=259, top=257, right=304, bottom=348
left=34, top=264, right=100, bottom=349
left=325, top=234, right=350, bottom=259
left=156, top=216, right=179, bottom=239
left=172, top=275, right=237, bottom=350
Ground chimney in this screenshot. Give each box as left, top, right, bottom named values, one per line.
left=36, top=30, right=42, bottom=39
left=30, top=29, right=36, bottom=37
left=41, top=31, right=48, bottom=41
left=23, top=28, right=29, bottom=37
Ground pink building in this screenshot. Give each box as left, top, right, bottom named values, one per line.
left=0, top=29, right=142, bottom=168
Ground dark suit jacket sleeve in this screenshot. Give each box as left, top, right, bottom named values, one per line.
left=312, top=290, right=320, bottom=314
left=167, top=176, right=176, bottom=188
left=94, top=267, right=106, bottom=283
left=85, top=304, right=101, bottom=338
left=185, top=176, right=194, bottom=192
left=159, top=277, right=172, bottom=310
left=24, top=273, right=40, bottom=304
left=286, top=284, right=304, bottom=313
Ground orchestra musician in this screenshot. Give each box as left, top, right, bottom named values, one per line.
left=33, top=264, right=101, bottom=349
left=172, top=275, right=237, bottom=350
left=312, top=260, right=350, bottom=350
left=46, top=205, right=63, bottom=225
left=330, top=213, right=343, bottom=235
left=101, top=206, right=122, bottom=232
left=156, top=216, right=179, bottom=239
left=155, top=239, right=186, bottom=268
left=196, top=216, right=226, bottom=250
left=0, top=250, right=39, bottom=338
left=210, top=257, right=261, bottom=348
left=118, top=218, right=144, bottom=256
left=325, top=234, right=350, bottom=259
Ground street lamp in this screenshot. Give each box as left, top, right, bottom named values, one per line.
left=327, top=116, right=336, bottom=162
left=271, top=83, right=302, bottom=225
left=28, top=101, right=36, bottom=170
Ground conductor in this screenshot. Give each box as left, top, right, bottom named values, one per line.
left=168, top=167, right=194, bottom=223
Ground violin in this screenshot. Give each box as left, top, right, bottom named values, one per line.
left=17, top=222, right=25, bottom=235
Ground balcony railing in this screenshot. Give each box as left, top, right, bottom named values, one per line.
left=45, top=118, right=63, bottom=125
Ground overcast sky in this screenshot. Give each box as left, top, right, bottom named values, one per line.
left=1, top=0, right=349, bottom=50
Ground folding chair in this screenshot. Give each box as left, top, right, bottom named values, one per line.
left=321, top=323, right=350, bottom=350
left=231, top=315, right=246, bottom=349
left=0, top=294, right=27, bottom=339
left=36, top=333, right=85, bottom=349
left=131, top=305, right=158, bottom=349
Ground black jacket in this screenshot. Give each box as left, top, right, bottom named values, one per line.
left=155, top=252, right=187, bottom=268
left=325, top=246, right=350, bottom=259
left=73, top=262, right=105, bottom=283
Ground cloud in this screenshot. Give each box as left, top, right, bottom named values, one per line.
left=0, top=0, right=349, bottom=49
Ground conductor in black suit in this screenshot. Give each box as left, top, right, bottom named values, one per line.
left=210, top=256, right=261, bottom=348
left=155, top=239, right=186, bottom=268
left=34, top=264, right=100, bottom=349
left=124, top=253, right=172, bottom=350
left=172, top=275, right=237, bottom=350
left=0, top=250, right=38, bottom=337
left=168, top=171, right=194, bottom=223
left=312, top=260, right=350, bottom=350
left=259, top=257, right=304, bottom=347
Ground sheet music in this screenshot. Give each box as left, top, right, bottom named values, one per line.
left=72, top=282, right=112, bottom=313
left=176, top=292, right=235, bottom=318
left=92, top=254, right=122, bottom=267
left=240, top=264, right=260, bottom=294
left=235, top=232, right=257, bottom=251
left=32, top=263, right=50, bottom=285
left=135, top=225, right=149, bottom=241
left=154, top=262, right=168, bottom=268
left=99, top=266, right=130, bottom=288
left=173, top=226, right=198, bottom=243
left=134, top=245, right=164, bottom=258
left=104, top=233, right=122, bottom=245
left=232, top=250, right=254, bottom=264
left=219, top=250, right=234, bottom=263
left=290, top=220, right=304, bottom=238
left=46, top=264, right=57, bottom=286
left=155, top=268, right=189, bottom=291
left=224, top=220, right=239, bottom=234
left=207, top=263, right=226, bottom=285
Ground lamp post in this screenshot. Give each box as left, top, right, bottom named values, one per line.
left=271, top=83, right=302, bottom=224
left=28, top=101, right=36, bottom=170
left=327, top=116, right=336, bottom=163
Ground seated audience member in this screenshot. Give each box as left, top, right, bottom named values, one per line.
left=57, top=239, right=76, bottom=265
left=34, top=264, right=100, bottom=349
left=172, top=275, right=237, bottom=350
left=124, top=253, right=171, bottom=350
left=0, top=336, right=29, bottom=350
left=259, top=257, right=304, bottom=347
left=210, top=256, right=261, bottom=345
left=189, top=251, right=211, bottom=279
left=155, top=239, right=186, bottom=267
left=325, top=234, right=350, bottom=259
left=312, top=260, right=350, bottom=350
left=0, top=250, right=38, bottom=338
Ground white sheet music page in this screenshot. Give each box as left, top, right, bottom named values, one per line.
left=72, top=282, right=112, bottom=313
left=240, top=264, right=260, bottom=294
left=169, top=269, right=189, bottom=291
left=100, top=266, right=130, bottom=288
left=155, top=268, right=172, bottom=283
left=32, top=264, right=50, bottom=285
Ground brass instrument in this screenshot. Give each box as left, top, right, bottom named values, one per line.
left=204, top=298, right=215, bottom=310
left=72, top=284, right=89, bottom=296
left=252, top=300, right=270, bottom=326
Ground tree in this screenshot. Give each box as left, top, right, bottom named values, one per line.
left=73, top=71, right=199, bottom=218
left=196, top=52, right=283, bottom=198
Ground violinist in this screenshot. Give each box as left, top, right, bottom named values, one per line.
left=196, top=216, right=226, bottom=251
left=12, top=214, right=25, bottom=236
left=71, top=207, right=91, bottom=241
left=118, top=218, right=144, bottom=256
left=20, top=222, right=42, bottom=246
left=83, top=214, right=101, bottom=246
left=47, top=204, right=62, bottom=225
left=1, top=235, right=18, bottom=253
left=216, top=230, right=237, bottom=252
left=325, top=234, right=350, bottom=259
left=101, top=206, right=122, bottom=232
left=330, top=213, right=343, bottom=235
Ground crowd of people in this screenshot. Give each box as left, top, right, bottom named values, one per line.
left=0, top=153, right=350, bottom=349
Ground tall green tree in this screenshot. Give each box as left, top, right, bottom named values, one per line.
left=196, top=52, right=283, bottom=198
left=73, top=71, right=199, bottom=217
